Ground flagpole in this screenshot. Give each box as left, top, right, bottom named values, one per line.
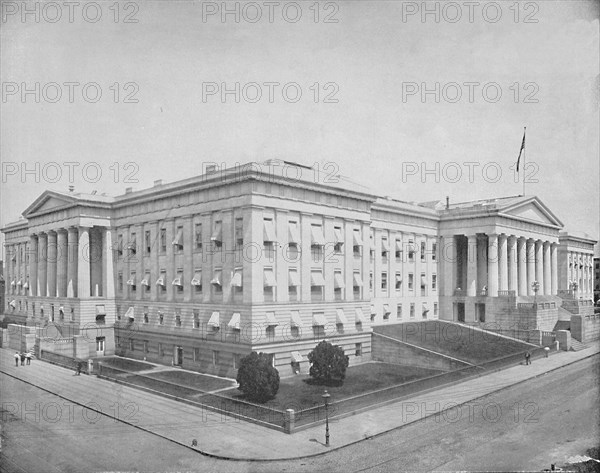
left=522, top=138, right=526, bottom=196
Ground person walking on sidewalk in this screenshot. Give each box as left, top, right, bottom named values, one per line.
left=26, top=352, right=32, bottom=365
left=20, top=352, right=25, bottom=366
left=525, top=350, right=531, bottom=365
left=75, top=361, right=83, bottom=375
left=14, top=352, right=20, bottom=367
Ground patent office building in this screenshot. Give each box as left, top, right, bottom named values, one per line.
left=2, top=162, right=596, bottom=377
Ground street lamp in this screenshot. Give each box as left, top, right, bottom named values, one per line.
left=531, top=281, right=540, bottom=306
left=322, top=390, right=331, bottom=447
left=570, top=281, right=579, bottom=298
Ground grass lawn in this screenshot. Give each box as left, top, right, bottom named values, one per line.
left=144, top=370, right=235, bottom=392
left=96, top=356, right=156, bottom=372
left=374, top=321, right=531, bottom=365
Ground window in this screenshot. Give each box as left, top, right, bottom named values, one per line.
left=70, top=307, right=75, bottom=321
left=128, top=271, right=136, bottom=292
left=143, top=341, right=149, bottom=353
left=410, top=303, right=415, bottom=319
left=334, top=270, right=344, bottom=300
left=129, top=233, right=137, bottom=255
left=195, top=223, right=203, bottom=250
left=421, top=273, right=427, bottom=296
left=212, top=350, right=219, bottom=366
left=175, top=311, right=182, bottom=327
left=264, top=268, right=276, bottom=302
left=233, top=353, right=241, bottom=369
left=432, top=242, right=437, bottom=261
left=143, top=307, right=149, bottom=324
left=129, top=339, right=135, bottom=351
left=264, top=241, right=275, bottom=262
left=421, top=241, right=426, bottom=261
left=395, top=239, right=403, bottom=260
left=355, top=343, right=362, bottom=357
left=158, top=343, right=164, bottom=357
left=192, top=270, right=202, bottom=293
left=334, top=225, right=344, bottom=253
left=381, top=272, right=388, bottom=291
left=434, top=303, right=438, bottom=316
left=143, top=271, right=151, bottom=293
left=175, top=269, right=184, bottom=294
left=145, top=230, right=151, bottom=254
left=266, top=325, right=276, bottom=341
left=369, top=271, right=373, bottom=292
left=159, top=270, right=167, bottom=294
left=311, top=270, right=325, bottom=301
left=118, top=272, right=123, bottom=292
left=381, top=236, right=389, bottom=259
left=235, top=218, right=244, bottom=248
left=408, top=273, right=414, bottom=291
left=96, top=337, right=105, bottom=352
left=50, top=304, right=55, bottom=321
left=288, top=268, right=299, bottom=302
left=397, top=304, right=402, bottom=319
left=432, top=274, right=437, bottom=291
left=311, top=224, right=325, bottom=262
left=194, top=347, right=201, bottom=362
left=353, top=271, right=362, bottom=299
left=160, top=228, right=167, bottom=252
left=117, top=234, right=124, bottom=256
left=408, top=239, right=415, bottom=261
left=193, top=309, right=200, bottom=329
left=158, top=311, right=164, bottom=325
left=395, top=272, right=402, bottom=291
left=32, top=303, right=36, bottom=317
left=173, top=226, right=184, bottom=252
left=353, top=229, right=362, bottom=257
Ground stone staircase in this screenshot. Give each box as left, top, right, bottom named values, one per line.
left=570, top=339, right=587, bottom=351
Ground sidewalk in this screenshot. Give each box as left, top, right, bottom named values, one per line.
left=1, top=344, right=598, bottom=461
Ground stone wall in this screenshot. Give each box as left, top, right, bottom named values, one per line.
left=571, top=314, right=600, bottom=343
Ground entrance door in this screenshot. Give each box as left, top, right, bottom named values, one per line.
left=476, top=303, right=486, bottom=323
left=95, top=337, right=105, bottom=356
left=456, top=303, right=465, bottom=322
left=174, top=346, right=183, bottom=366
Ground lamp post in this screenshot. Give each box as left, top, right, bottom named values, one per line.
left=532, top=281, right=540, bottom=306
left=570, top=281, right=579, bottom=299
left=322, top=390, right=331, bottom=447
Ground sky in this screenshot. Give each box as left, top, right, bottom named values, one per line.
left=1, top=0, right=599, bottom=258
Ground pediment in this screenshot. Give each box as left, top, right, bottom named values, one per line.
left=22, top=192, right=77, bottom=218
left=501, top=198, right=563, bottom=227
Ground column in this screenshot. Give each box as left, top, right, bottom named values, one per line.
left=29, top=235, right=38, bottom=297
left=47, top=231, right=57, bottom=297
left=466, top=234, right=478, bottom=297
left=550, top=243, right=558, bottom=295
left=498, top=234, right=508, bottom=292
left=103, top=228, right=115, bottom=298
left=526, top=239, right=535, bottom=295
left=136, top=224, right=145, bottom=301
left=517, top=237, right=527, bottom=296
left=535, top=240, right=544, bottom=294
left=487, top=234, right=499, bottom=297
left=543, top=242, right=551, bottom=297
left=67, top=228, right=79, bottom=297
left=508, top=235, right=517, bottom=293
left=57, top=229, right=68, bottom=297
left=77, top=226, right=91, bottom=298
left=38, top=233, right=48, bottom=296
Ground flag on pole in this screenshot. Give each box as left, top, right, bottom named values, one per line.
left=516, top=127, right=526, bottom=171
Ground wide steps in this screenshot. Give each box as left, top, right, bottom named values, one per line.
left=570, top=339, right=587, bottom=351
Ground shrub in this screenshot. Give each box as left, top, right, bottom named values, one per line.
left=236, top=352, right=280, bottom=403
left=308, top=340, right=349, bottom=385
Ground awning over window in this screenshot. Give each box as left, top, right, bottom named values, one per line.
left=336, top=308, right=348, bottom=325
left=263, top=220, right=276, bottom=242
left=370, top=304, right=376, bottom=315
left=172, top=227, right=183, bottom=246
left=312, top=312, right=327, bottom=326
left=290, top=310, right=303, bottom=328
left=353, top=230, right=363, bottom=246
left=172, top=277, right=182, bottom=286
left=211, top=270, right=222, bottom=286
left=395, top=239, right=403, bottom=252
left=264, top=269, right=276, bottom=287
left=10, top=280, right=15, bottom=286
left=191, top=272, right=202, bottom=286
left=396, top=273, right=403, bottom=283
left=288, top=270, right=300, bottom=287
left=127, top=276, right=136, bottom=286
left=355, top=307, right=367, bottom=324
left=422, top=304, right=430, bottom=315
left=141, top=278, right=150, bottom=287
left=125, top=307, right=135, bottom=320
left=334, top=272, right=345, bottom=289
left=16, top=280, right=22, bottom=286
left=231, top=268, right=242, bottom=287
left=211, top=222, right=222, bottom=242
left=383, top=304, right=391, bottom=315
left=369, top=234, right=376, bottom=249
left=9, top=300, right=16, bottom=308
left=421, top=275, right=427, bottom=286
left=291, top=351, right=303, bottom=363
left=208, top=311, right=220, bottom=328
left=116, top=235, right=123, bottom=253
left=311, top=271, right=325, bottom=286
left=311, top=225, right=325, bottom=246
left=228, top=312, right=241, bottom=330
left=288, top=222, right=300, bottom=244
left=381, top=239, right=390, bottom=252
left=155, top=276, right=165, bottom=286
left=334, top=227, right=344, bottom=244
left=265, top=311, right=278, bottom=326
left=23, top=281, right=29, bottom=289
left=353, top=273, right=363, bottom=287
left=59, top=306, right=64, bottom=313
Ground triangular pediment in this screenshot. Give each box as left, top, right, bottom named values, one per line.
left=22, top=191, right=78, bottom=218
left=501, top=197, right=563, bottom=228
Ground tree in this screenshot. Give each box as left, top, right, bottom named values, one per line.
left=308, top=340, right=349, bottom=385
left=236, top=351, right=280, bottom=403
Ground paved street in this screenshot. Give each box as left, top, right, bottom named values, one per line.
left=1, top=347, right=598, bottom=472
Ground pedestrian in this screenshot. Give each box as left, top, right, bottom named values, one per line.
left=525, top=350, right=531, bottom=365
left=26, top=352, right=32, bottom=365
left=14, top=352, right=20, bottom=367
left=20, top=352, right=25, bottom=366
left=76, top=361, right=82, bottom=376
left=544, top=346, right=550, bottom=358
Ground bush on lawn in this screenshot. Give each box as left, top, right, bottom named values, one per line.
left=308, top=340, right=349, bottom=385
left=236, top=352, right=280, bottom=403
